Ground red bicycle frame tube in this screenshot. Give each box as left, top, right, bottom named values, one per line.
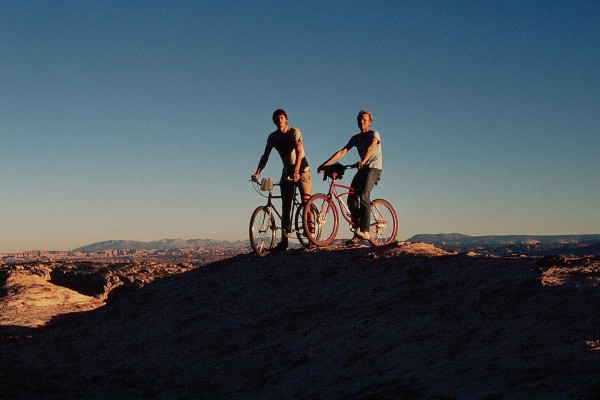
left=327, top=179, right=355, bottom=225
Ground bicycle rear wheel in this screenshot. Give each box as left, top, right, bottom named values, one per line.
left=249, top=206, right=277, bottom=256
left=294, top=202, right=317, bottom=248
left=303, top=193, right=338, bottom=246
left=368, top=199, right=398, bottom=246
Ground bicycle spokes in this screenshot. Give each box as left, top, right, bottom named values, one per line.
left=368, top=199, right=398, bottom=246
left=249, top=206, right=278, bottom=257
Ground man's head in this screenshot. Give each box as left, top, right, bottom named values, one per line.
left=357, top=110, right=372, bottom=132
left=272, top=109, right=288, bottom=123
left=272, top=109, right=288, bottom=131
left=357, top=110, right=372, bottom=122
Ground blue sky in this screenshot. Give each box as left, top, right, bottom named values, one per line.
left=1, top=0, right=599, bottom=252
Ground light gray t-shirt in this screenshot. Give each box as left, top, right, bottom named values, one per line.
left=347, top=130, right=382, bottom=170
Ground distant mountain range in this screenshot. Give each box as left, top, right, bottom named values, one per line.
left=406, top=233, right=600, bottom=256
left=406, top=233, right=600, bottom=246
left=73, top=239, right=249, bottom=252
left=73, top=234, right=600, bottom=253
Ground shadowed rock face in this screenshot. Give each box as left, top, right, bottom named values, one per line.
left=1, top=242, right=599, bottom=399
left=0, top=262, right=197, bottom=328
left=0, top=266, right=105, bottom=329
left=0, top=247, right=247, bottom=328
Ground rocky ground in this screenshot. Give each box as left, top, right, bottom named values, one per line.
left=0, top=247, right=246, bottom=329
left=1, top=242, right=599, bottom=399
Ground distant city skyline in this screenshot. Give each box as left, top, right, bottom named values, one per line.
left=1, top=1, right=599, bottom=252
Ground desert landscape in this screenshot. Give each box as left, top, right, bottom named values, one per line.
left=1, top=239, right=599, bottom=399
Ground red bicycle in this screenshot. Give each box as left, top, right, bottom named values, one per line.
left=303, top=163, right=398, bottom=247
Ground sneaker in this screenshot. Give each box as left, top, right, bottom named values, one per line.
left=355, top=228, right=371, bottom=240
left=346, top=230, right=362, bottom=245
left=346, top=237, right=361, bottom=246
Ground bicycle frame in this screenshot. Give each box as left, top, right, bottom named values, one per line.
left=259, top=182, right=302, bottom=234
left=249, top=178, right=311, bottom=256
left=303, top=162, right=398, bottom=247
left=328, top=179, right=395, bottom=236
left=324, top=179, right=355, bottom=227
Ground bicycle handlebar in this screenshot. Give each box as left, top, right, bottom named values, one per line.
left=250, top=177, right=292, bottom=185
left=317, top=162, right=359, bottom=181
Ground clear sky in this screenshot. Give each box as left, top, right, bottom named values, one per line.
left=1, top=0, right=599, bottom=252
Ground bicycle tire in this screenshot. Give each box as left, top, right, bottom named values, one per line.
left=249, top=206, right=277, bottom=257
left=368, top=199, right=398, bottom=246
left=303, top=193, right=339, bottom=246
left=294, top=203, right=315, bottom=248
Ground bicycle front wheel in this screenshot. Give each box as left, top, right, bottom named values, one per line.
left=368, top=199, right=398, bottom=246
left=294, top=202, right=315, bottom=248
left=303, top=193, right=338, bottom=246
left=249, top=206, right=277, bottom=256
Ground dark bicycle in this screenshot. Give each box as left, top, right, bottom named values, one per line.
left=249, top=177, right=318, bottom=257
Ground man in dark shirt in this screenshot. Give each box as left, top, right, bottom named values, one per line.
left=252, top=109, right=312, bottom=251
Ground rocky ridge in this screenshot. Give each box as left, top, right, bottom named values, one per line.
left=1, top=242, right=599, bottom=399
